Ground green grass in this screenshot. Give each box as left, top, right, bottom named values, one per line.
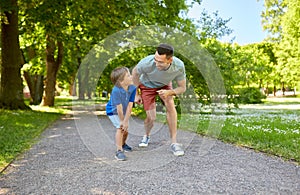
left=0, top=105, right=66, bottom=172
left=153, top=98, right=300, bottom=164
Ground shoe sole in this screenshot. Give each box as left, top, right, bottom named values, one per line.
left=173, top=151, right=184, bottom=156
left=115, top=156, right=126, bottom=161
left=138, top=143, right=148, bottom=147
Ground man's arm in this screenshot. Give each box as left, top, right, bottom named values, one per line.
left=132, top=66, right=141, bottom=87
left=132, top=67, right=143, bottom=104
left=157, top=79, right=186, bottom=98
left=172, top=79, right=186, bottom=95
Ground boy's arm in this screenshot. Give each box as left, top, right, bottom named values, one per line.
left=122, top=102, right=134, bottom=131
left=116, top=104, right=124, bottom=125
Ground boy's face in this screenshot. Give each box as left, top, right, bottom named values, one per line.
left=120, top=71, right=133, bottom=86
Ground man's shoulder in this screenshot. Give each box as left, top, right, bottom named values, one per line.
left=173, top=56, right=184, bottom=67
left=138, top=55, right=154, bottom=64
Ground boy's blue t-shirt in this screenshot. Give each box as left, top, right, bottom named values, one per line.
left=106, top=85, right=136, bottom=116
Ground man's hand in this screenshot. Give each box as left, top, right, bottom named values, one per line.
left=135, top=94, right=143, bottom=104
left=157, top=89, right=175, bottom=99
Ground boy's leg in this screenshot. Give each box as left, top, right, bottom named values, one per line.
left=115, top=128, right=124, bottom=151
left=122, top=130, right=128, bottom=145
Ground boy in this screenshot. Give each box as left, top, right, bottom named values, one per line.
left=106, top=67, right=137, bottom=161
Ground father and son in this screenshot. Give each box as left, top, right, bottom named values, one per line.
left=106, top=43, right=187, bottom=160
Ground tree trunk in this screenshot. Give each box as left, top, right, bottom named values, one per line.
left=21, top=47, right=44, bottom=105
left=78, top=56, right=85, bottom=100
left=0, top=0, right=30, bottom=110
left=41, top=35, right=63, bottom=106
left=23, top=71, right=44, bottom=105
left=69, top=75, right=76, bottom=96
left=281, top=82, right=285, bottom=96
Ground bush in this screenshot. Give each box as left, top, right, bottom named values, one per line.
left=238, top=87, right=266, bottom=104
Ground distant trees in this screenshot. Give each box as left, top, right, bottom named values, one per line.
left=1, top=0, right=234, bottom=109
left=1, top=0, right=299, bottom=110
left=261, top=0, right=300, bottom=93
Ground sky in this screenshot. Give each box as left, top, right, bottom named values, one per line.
left=188, top=0, right=268, bottom=45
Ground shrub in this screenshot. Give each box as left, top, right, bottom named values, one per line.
left=238, top=87, right=266, bottom=104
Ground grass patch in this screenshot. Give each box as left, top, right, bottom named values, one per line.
left=0, top=101, right=70, bottom=172
left=155, top=98, right=300, bottom=164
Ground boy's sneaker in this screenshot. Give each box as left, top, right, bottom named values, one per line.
left=139, top=135, right=150, bottom=147
left=122, top=143, right=132, bottom=152
left=171, top=143, right=184, bottom=156
left=115, top=150, right=126, bottom=161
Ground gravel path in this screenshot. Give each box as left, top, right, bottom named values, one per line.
left=0, top=111, right=299, bottom=194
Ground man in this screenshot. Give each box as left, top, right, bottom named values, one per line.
left=132, top=43, right=186, bottom=156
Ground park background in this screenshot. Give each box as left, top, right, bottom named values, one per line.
left=0, top=0, right=299, bottom=171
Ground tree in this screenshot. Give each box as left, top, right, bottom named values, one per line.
left=0, top=0, right=30, bottom=109
left=261, top=0, right=300, bottom=93
left=4, top=0, right=233, bottom=108
left=277, top=0, right=300, bottom=92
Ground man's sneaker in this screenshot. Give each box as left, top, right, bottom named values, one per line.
left=171, top=143, right=184, bottom=156
left=115, top=150, right=126, bottom=161
left=122, top=143, right=132, bottom=152
left=139, top=135, right=150, bottom=147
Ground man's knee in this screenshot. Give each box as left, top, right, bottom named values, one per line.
left=145, top=110, right=156, bottom=123
left=164, top=98, right=176, bottom=111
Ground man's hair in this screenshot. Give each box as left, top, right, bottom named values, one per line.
left=110, top=66, right=129, bottom=87
left=156, top=43, right=174, bottom=59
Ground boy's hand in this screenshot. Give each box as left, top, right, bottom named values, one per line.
left=120, top=122, right=129, bottom=132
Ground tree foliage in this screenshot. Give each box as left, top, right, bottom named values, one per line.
left=4, top=0, right=294, bottom=110
left=261, top=0, right=300, bottom=91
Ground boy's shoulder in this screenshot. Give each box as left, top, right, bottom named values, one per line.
left=128, top=84, right=137, bottom=91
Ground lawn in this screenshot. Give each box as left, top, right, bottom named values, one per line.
left=0, top=109, right=61, bottom=171
left=155, top=97, right=300, bottom=164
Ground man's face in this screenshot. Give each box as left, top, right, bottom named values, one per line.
left=154, top=51, right=173, bottom=71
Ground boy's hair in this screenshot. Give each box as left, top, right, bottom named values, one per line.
left=156, top=43, right=174, bottom=59
left=110, top=66, right=129, bottom=87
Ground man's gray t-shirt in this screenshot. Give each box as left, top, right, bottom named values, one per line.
left=136, top=55, right=186, bottom=88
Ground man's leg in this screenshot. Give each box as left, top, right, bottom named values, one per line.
left=161, top=96, right=177, bottom=143
left=162, top=95, right=184, bottom=156
left=144, top=108, right=156, bottom=136
left=138, top=84, right=157, bottom=147
left=138, top=107, right=156, bottom=147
